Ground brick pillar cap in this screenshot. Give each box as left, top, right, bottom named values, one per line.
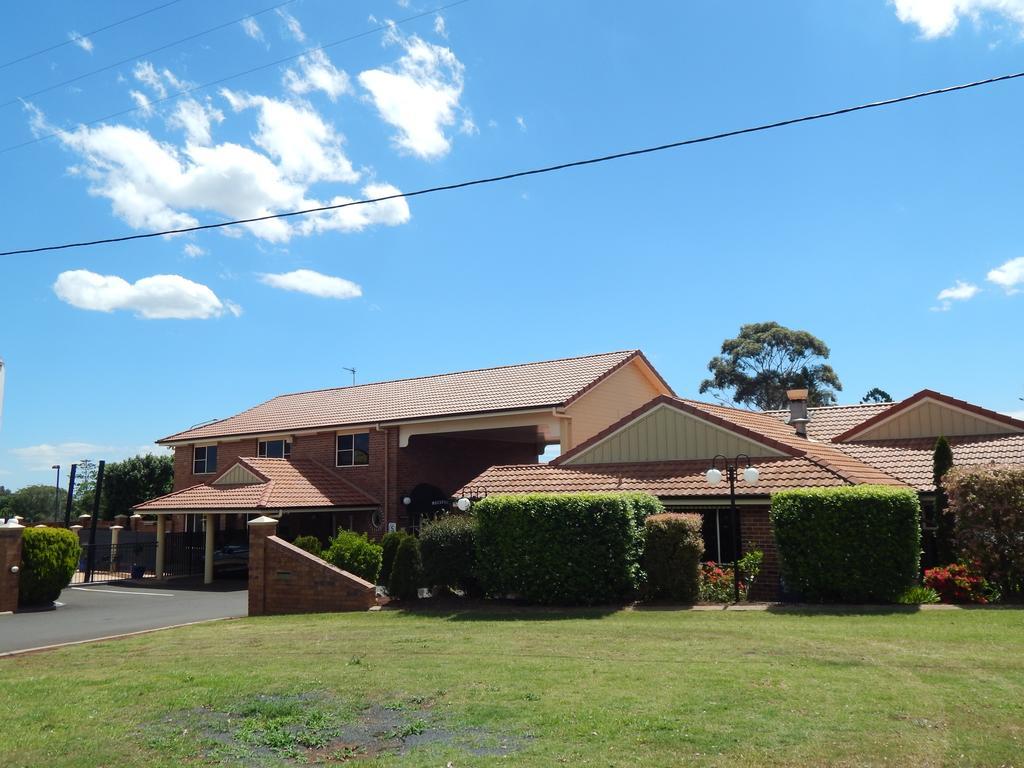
left=34, top=524, right=48, bottom=528
left=248, top=515, right=279, bottom=527
left=110, top=525, right=124, bottom=530
left=2, top=519, right=24, bottom=530
left=70, top=525, right=83, bottom=530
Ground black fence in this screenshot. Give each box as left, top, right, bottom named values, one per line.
left=76, top=531, right=207, bottom=583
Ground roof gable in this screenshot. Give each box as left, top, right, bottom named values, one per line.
left=557, top=396, right=793, bottom=466
left=159, top=350, right=656, bottom=444
left=212, top=462, right=266, bottom=486
left=833, top=390, right=1024, bottom=442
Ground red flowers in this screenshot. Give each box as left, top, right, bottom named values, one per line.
left=924, top=563, right=989, bottom=604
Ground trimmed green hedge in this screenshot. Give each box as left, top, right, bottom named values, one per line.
left=475, top=492, right=662, bottom=605
left=420, top=515, right=480, bottom=596
left=323, top=530, right=382, bottom=584
left=380, top=531, right=410, bottom=587
left=642, top=513, right=704, bottom=603
left=292, top=535, right=322, bottom=558
left=19, top=527, right=80, bottom=606
left=388, top=535, right=423, bottom=601
left=771, top=486, right=921, bottom=603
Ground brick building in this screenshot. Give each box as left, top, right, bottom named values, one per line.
left=459, top=390, right=1024, bottom=598
left=134, top=350, right=672, bottom=581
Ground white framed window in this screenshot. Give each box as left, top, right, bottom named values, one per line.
left=257, top=439, right=291, bottom=459
left=336, top=433, right=369, bottom=467
left=193, top=445, right=218, bottom=474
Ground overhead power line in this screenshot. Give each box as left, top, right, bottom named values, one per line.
left=2, top=0, right=472, bottom=155
left=0, top=0, right=187, bottom=71
left=3, top=69, right=1022, bottom=257
left=1, top=0, right=299, bottom=109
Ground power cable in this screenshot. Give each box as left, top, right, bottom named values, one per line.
left=3, top=69, right=1021, bottom=257
left=0, top=0, right=187, bottom=71
left=0, top=0, right=299, bottom=109
left=2, top=0, right=472, bottom=155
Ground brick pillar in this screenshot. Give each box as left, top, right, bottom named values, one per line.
left=247, top=515, right=278, bottom=617
left=0, top=521, right=25, bottom=614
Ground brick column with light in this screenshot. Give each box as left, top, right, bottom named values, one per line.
left=0, top=520, right=25, bottom=613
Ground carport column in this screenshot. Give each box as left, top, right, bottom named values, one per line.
left=155, top=515, right=166, bottom=580
left=0, top=519, right=25, bottom=614
left=204, top=513, right=215, bottom=585
left=247, top=515, right=278, bottom=617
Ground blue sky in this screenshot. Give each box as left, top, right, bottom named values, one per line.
left=1, top=0, right=1023, bottom=489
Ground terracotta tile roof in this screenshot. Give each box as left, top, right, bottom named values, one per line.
left=160, top=350, right=664, bottom=443
left=553, top=395, right=904, bottom=487
left=134, top=457, right=378, bottom=512
left=835, top=434, right=1024, bottom=492
left=763, top=402, right=894, bottom=441
left=459, top=456, right=852, bottom=499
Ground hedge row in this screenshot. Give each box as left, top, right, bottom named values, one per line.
left=771, top=486, right=921, bottom=603
left=475, top=492, right=662, bottom=605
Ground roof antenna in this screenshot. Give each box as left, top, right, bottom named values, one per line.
left=342, top=367, right=356, bottom=386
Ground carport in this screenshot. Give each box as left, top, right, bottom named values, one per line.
left=134, top=456, right=381, bottom=583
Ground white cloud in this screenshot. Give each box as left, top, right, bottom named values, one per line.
left=987, top=256, right=1024, bottom=294
left=69, top=31, right=93, bottom=53
left=183, top=243, right=206, bottom=257
left=259, top=269, right=363, bottom=299
left=241, top=17, right=264, bottom=43
left=168, top=98, right=224, bottom=145
left=934, top=279, right=980, bottom=311
left=283, top=49, right=352, bottom=101
left=222, top=90, right=358, bottom=183
left=10, top=442, right=170, bottom=472
left=516, top=115, right=527, bottom=132
left=891, top=0, right=1024, bottom=38
left=130, top=90, right=153, bottom=117
left=296, top=182, right=410, bottom=235
left=134, top=61, right=167, bottom=98
left=54, top=270, right=240, bottom=320
left=358, top=26, right=467, bottom=159
left=277, top=9, right=306, bottom=42
left=434, top=15, right=448, bottom=38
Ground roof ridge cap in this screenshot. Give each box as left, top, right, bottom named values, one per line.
left=261, top=350, right=640, bottom=400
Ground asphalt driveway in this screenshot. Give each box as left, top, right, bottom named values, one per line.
left=0, top=578, right=248, bottom=656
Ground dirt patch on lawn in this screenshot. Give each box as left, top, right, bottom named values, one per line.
left=148, top=692, right=528, bottom=765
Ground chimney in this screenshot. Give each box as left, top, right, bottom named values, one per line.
left=786, top=389, right=810, bottom=438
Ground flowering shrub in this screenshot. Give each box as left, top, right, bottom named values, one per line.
left=699, top=562, right=738, bottom=602
left=924, top=563, right=991, bottom=604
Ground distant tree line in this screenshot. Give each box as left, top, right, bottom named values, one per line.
left=1, top=453, right=173, bottom=524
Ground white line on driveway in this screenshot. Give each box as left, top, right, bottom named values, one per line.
left=71, top=587, right=175, bottom=597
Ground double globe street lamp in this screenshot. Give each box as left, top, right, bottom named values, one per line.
left=706, top=454, right=759, bottom=602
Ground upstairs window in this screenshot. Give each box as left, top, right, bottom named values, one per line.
left=336, top=433, right=370, bottom=467
left=193, top=445, right=218, bottom=475
left=258, top=439, right=292, bottom=459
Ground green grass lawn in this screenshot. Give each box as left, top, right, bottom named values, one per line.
left=2, top=605, right=1023, bottom=767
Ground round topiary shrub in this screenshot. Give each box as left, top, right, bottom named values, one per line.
left=19, top=527, right=81, bottom=607
left=292, top=535, right=323, bottom=558
left=388, top=535, right=423, bottom=601
left=323, top=530, right=382, bottom=584
left=380, top=531, right=410, bottom=587
left=420, top=515, right=480, bottom=596
left=642, top=513, right=704, bottom=603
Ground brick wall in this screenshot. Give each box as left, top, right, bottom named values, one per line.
left=0, top=525, right=24, bottom=613
left=172, top=439, right=259, bottom=491
left=248, top=518, right=376, bottom=615
left=740, top=507, right=780, bottom=600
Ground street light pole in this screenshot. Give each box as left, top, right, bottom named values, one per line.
left=706, top=454, right=759, bottom=603
left=51, top=465, right=60, bottom=522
